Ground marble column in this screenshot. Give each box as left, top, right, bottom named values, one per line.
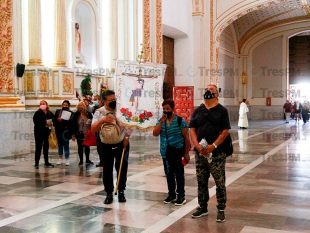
left=28, top=0, right=43, bottom=66
left=109, top=0, right=118, bottom=69
left=54, top=0, right=66, bottom=67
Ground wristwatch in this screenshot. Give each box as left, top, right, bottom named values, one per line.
left=213, top=143, right=217, bottom=148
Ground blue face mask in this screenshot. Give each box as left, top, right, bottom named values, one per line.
left=93, top=101, right=99, bottom=107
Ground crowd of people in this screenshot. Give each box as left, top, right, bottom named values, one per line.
left=283, top=100, right=310, bottom=124
left=34, top=84, right=282, bottom=223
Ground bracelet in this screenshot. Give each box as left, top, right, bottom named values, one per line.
left=213, top=143, right=217, bottom=148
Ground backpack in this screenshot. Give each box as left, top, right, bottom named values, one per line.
left=199, top=104, right=233, bottom=157
left=98, top=110, right=124, bottom=144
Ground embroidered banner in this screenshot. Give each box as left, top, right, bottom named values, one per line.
left=115, top=60, right=166, bottom=132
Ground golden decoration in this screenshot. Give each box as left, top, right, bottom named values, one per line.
left=0, top=0, right=14, bottom=93
left=242, top=72, right=247, bottom=84
left=24, top=70, right=35, bottom=93
left=192, top=0, right=204, bottom=16
left=156, top=0, right=162, bottom=64
left=143, top=0, right=151, bottom=62
left=39, top=70, right=49, bottom=93
left=62, top=73, right=74, bottom=94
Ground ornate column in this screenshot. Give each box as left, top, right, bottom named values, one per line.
left=156, top=0, right=162, bottom=64
left=28, top=0, right=43, bottom=66
left=143, top=0, right=151, bottom=62
left=54, top=0, right=66, bottom=67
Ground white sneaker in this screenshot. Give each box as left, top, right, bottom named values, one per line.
left=65, top=159, right=70, bottom=166
left=56, top=158, right=63, bottom=165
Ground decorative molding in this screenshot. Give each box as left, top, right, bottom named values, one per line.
left=62, top=72, right=74, bottom=95
left=52, top=71, right=59, bottom=95
left=38, top=70, right=49, bottom=94
left=0, top=0, right=14, bottom=94
left=192, top=0, right=204, bottom=16
left=143, top=0, right=151, bottom=62
left=24, top=70, right=35, bottom=94
left=156, top=0, right=162, bottom=64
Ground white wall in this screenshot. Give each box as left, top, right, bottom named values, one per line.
left=162, top=0, right=193, bottom=89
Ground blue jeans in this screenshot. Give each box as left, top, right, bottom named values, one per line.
left=56, top=130, right=70, bottom=158
left=162, top=158, right=185, bottom=198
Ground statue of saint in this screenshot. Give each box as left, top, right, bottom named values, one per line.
left=75, top=23, right=81, bottom=58
left=242, top=72, right=247, bottom=84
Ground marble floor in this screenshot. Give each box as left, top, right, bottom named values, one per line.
left=0, top=119, right=310, bottom=233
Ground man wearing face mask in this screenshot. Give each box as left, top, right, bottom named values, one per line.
left=91, top=90, right=131, bottom=204
left=153, top=99, right=190, bottom=206
left=189, top=84, right=231, bottom=223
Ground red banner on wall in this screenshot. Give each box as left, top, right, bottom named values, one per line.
left=173, top=86, right=194, bottom=123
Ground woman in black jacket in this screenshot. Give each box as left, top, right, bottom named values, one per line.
left=71, top=101, right=94, bottom=166
left=53, top=100, right=74, bottom=166
left=33, top=100, right=54, bottom=169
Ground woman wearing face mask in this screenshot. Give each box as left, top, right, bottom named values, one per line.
left=53, top=100, right=74, bottom=166
left=71, top=101, right=93, bottom=166
left=33, top=100, right=55, bottom=169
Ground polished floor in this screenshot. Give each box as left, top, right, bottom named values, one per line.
left=0, top=119, right=310, bottom=233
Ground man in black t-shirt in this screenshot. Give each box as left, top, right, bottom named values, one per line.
left=189, top=84, right=231, bottom=223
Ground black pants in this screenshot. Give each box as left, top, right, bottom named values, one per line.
left=77, top=139, right=90, bottom=163
left=101, top=141, right=129, bottom=193
left=96, top=133, right=103, bottom=164
left=34, top=131, right=50, bottom=165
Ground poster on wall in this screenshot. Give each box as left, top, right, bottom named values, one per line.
left=173, top=86, right=194, bottom=123
left=115, top=60, right=167, bottom=132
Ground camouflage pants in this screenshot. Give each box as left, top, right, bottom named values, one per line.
left=195, top=152, right=227, bottom=210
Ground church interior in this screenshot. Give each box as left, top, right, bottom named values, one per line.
left=1, top=0, right=310, bottom=232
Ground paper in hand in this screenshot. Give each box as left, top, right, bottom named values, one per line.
left=61, top=110, right=71, bottom=120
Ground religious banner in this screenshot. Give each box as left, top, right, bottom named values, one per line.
left=115, top=60, right=166, bottom=132
left=173, top=86, right=194, bottom=123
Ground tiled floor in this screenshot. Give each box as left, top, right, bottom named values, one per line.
left=0, top=119, right=310, bottom=233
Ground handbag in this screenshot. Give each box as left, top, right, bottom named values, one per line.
left=82, top=129, right=97, bottom=146
left=48, top=126, right=58, bottom=149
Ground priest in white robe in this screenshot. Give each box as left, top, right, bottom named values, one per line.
left=238, top=99, right=249, bottom=129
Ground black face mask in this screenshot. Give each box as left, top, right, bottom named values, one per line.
left=204, top=90, right=216, bottom=100
left=108, top=101, right=117, bottom=110
left=163, top=111, right=173, bottom=118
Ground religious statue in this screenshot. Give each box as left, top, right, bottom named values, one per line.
left=242, top=72, right=247, bottom=84
left=75, top=23, right=81, bottom=58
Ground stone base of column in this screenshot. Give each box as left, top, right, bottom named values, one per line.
left=0, top=96, right=25, bottom=110
left=28, top=59, right=43, bottom=66
left=53, top=61, right=67, bottom=67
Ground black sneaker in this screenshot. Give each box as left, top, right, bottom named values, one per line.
left=175, top=197, right=186, bottom=206
left=118, top=191, right=126, bottom=203
left=216, top=210, right=226, bottom=222
left=86, top=160, right=94, bottom=165
left=191, top=207, right=208, bottom=218
left=78, top=162, right=83, bottom=166
left=104, top=194, right=113, bottom=204
left=34, top=164, right=39, bottom=169
left=164, top=196, right=177, bottom=204
left=96, top=163, right=103, bottom=167
left=44, top=163, right=54, bottom=168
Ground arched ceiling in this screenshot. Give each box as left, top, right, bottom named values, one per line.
left=231, top=0, right=310, bottom=51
